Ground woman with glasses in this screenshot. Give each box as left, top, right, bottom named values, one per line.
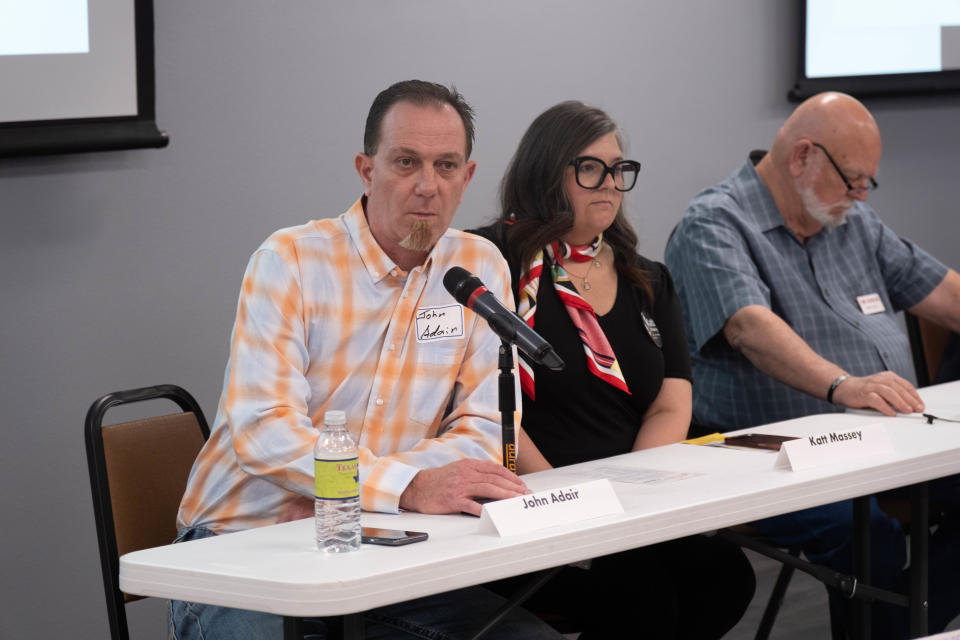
left=470, top=101, right=755, bottom=639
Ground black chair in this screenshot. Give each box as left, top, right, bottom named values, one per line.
left=85, top=384, right=209, bottom=640
left=906, top=312, right=954, bottom=387
left=691, top=419, right=846, bottom=640
left=714, top=528, right=850, bottom=640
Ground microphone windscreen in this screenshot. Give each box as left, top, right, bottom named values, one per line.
left=443, top=266, right=472, bottom=296
left=443, top=266, right=483, bottom=306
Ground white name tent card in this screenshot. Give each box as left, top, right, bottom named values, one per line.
left=479, top=479, right=623, bottom=537
left=775, top=423, right=894, bottom=471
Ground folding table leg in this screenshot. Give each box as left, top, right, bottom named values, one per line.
left=852, top=496, right=871, bottom=640
left=283, top=613, right=365, bottom=640
left=755, top=556, right=798, bottom=640
left=909, top=482, right=929, bottom=638
left=342, top=613, right=366, bottom=640
left=283, top=616, right=304, bottom=640
left=467, top=566, right=564, bottom=640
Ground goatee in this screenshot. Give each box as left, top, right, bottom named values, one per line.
left=399, top=220, right=434, bottom=252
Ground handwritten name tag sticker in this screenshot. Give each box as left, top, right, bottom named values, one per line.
left=856, top=293, right=886, bottom=315
left=478, top=479, right=623, bottom=537
left=775, top=423, right=894, bottom=471
left=415, top=304, right=464, bottom=342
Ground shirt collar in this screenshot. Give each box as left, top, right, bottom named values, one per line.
left=735, top=150, right=788, bottom=234
left=342, top=196, right=436, bottom=284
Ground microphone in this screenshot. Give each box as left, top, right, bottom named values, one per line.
left=443, top=266, right=564, bottom=371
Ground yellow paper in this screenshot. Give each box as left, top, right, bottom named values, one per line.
left=683, top=432, right=726, bottom=445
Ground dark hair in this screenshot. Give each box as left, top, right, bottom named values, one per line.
left=363, top=80, right=476, bottom=158
left=499, top=101, right=653, bottom=301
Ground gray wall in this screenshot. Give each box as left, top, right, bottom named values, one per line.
left=1, top=2, right=957, bottom=638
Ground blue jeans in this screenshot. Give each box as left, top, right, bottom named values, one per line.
left=168, top=527, right=565, bottom=640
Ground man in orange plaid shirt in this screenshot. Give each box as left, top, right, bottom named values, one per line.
left=170, top=81, right=563, bottom=640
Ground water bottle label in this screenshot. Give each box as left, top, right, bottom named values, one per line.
left=314, top=457, right=359, bottom=500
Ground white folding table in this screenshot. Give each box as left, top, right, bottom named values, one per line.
left=120, top=381, right=960, bottom=639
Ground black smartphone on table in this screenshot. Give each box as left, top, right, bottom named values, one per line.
left=361, top=527, right=428, bottom=546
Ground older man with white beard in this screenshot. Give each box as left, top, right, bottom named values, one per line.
left=665, top=91, right=960, bottom=637
left=666, top=91, right=960, bottom=426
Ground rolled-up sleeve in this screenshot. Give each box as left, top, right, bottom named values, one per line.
left=873, top=221, right=948, bottom=310
left=666, top=200, right=771, bottom=354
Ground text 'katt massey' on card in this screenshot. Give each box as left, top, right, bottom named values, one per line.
left=478, top=479, right=623, bottom=537
left=775, top=423, right=894, bottom=471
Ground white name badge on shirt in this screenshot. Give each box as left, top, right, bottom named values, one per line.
left=774, top=423, right=894, bottom=471
left=415, top=304, right=464, bottom=342
left=856, top=293, right=886, bottom=315
left=478, top=479, right=623, bottom=537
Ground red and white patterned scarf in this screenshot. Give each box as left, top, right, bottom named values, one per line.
left=516, top=234, right=630, bottom=399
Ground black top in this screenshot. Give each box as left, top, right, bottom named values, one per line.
left=469, top=222, right=692, bottom=467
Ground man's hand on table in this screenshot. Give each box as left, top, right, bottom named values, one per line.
left=832, top=371, right=925, bottom=416
left=274, top=460, right=529, bottom=523
left=399, top=459, right=531, bottom=517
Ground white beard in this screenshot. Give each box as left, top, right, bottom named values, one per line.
left=798, top=185, right=852, bottom=229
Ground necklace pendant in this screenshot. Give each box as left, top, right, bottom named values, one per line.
left=583, top=281, right=592, bottom=291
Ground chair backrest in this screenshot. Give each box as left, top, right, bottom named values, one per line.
left=85, top=384, right=209, bottom=640
left=906, top=313, right=952, bottom=387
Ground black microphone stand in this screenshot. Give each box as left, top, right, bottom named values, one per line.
left=498, top=339, right=517, bottom=473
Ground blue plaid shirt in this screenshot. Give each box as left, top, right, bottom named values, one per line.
left=665, top=153, right=948, bottom=429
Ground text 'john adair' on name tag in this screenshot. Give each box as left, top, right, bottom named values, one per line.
left=775, top=422, right=894, bottom=471
left=415, top=304, right=464, bottom=342
left=478, top=479, right=623, bottom=537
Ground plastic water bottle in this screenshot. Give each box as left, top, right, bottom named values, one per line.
left=314, top=410, right=360, bottom=552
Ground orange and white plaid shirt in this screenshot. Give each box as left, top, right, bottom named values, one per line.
left=177, top=198, right=514, bottom=533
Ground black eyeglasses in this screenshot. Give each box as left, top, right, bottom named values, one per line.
left=811, top=142, right=878, bottom=194
left=569, top=156, right=641, bottom=191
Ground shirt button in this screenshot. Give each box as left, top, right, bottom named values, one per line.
left=375, top=397, right=384, bottom=406
left=388, top=343, right=396, bottom=351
